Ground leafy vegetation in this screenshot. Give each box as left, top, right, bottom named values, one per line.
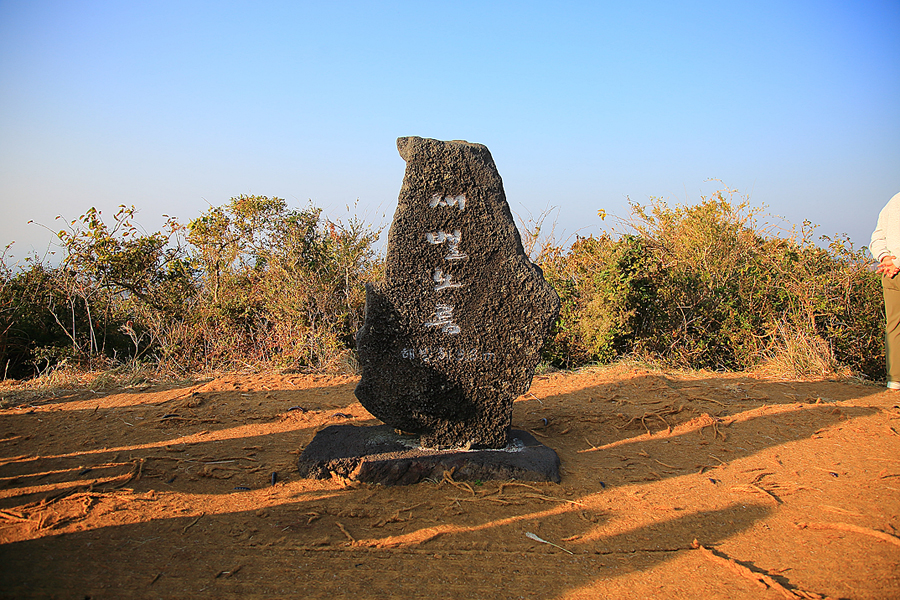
left=538, top=188, right=883, bottom=379
left=1, top=196, right=381, bottom=379
left=0, top=186, right=885, bottom=382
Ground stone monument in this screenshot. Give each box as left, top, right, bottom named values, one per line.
left=298, top=136, right=561, bottom=484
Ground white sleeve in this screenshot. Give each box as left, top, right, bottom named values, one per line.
left=871, top=206, right=890, bottom=261
left=871, top=194, right=900, bottom=261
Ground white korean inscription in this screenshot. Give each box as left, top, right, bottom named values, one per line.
left=429, top=194, right=466, bottom=211
left=418, top=193, right=470, bottom=340
left=432, top=267, right=463, bottom=292
left=426, top=230, right=467, bottom=260
left=399, top=347, right=494, bottom=363
left=424, top=304, right=461, bottom=335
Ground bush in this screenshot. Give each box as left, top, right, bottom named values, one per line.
left=538, top=188, right=883, bottom=379
left=540, top=233, right=656, bottom=368
left=0, top=187, right=884, bottom=381
left=0, top=255, right=77, bottom=378
left=0, top=197, right=383, bottom=378
left=183, top=195, right=382, bottom=371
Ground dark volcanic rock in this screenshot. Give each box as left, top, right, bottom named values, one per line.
left=355, top=136, right=560, bottom=448
left=297, top=424, right=561, bottom=485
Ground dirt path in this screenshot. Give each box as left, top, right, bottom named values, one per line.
left=0, top=366, right=898, bottom=599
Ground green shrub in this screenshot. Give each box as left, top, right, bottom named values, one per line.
left=0, top=197, right=383, bottom=378
left=0, top=256, right=78, bottom=378
left=0, top=187, right=883, bottom=381
left=541, top=234, right=656, bottom=368
left=183, top=196, right=382, bottom=371
left=538, top=188, right=883, bottom=378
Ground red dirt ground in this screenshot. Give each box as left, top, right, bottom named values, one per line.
left=0, top=365, right=898, bottom=599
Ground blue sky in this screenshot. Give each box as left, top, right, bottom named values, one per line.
left=1, top=1, right=897, bottom=262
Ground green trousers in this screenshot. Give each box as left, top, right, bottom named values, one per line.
left=884, top=274, right=900, bottom=383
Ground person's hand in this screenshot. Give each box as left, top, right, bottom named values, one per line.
left=877, top=255, right=900, bottom=278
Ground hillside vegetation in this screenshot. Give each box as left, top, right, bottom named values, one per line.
left=0, top=187, right=884, bottom=382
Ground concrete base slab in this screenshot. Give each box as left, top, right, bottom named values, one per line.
left=297, top=424, right=560, bottom=485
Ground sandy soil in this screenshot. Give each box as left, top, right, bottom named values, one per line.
left=0, top=365, right=898, bottom=599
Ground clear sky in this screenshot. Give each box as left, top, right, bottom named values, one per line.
left=1, top=0, right=897, bottom=262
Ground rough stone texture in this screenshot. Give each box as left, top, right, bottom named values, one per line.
left=355, top=136, right=560, bottom=448
left=297, top=424, right=561, bottom=485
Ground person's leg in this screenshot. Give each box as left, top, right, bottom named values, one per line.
left=884, top=275, right=900, bottom=388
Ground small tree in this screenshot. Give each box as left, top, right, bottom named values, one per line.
left=184, top=195, right=382, bottom=371
left=53, top=205, right=194, bottom=363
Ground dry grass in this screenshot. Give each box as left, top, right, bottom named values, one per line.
left=754, top=323, right=851, bottom=380
left=0, top=361, right=195, bottom=408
